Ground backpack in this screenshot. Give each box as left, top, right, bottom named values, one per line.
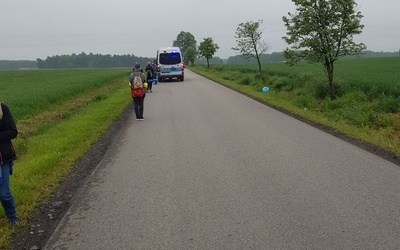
left=131, top=73, right=144, bottom=97
left=146, top=70, right=152, bottom=79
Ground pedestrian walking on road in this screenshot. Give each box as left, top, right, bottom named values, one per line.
left=129, top=63, right=146, bottom=121
left=152, top=60, right=158, bottom=85
left=0, top=102, right=19, bottom=225
left=145, top=62, right=155, bottom=92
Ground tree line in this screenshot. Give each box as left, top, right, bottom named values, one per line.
left=1, top=50, right=398, bottom=71
left=177, top=0, right=392, bottom=100
left=35, top=53, right=154, bottom=69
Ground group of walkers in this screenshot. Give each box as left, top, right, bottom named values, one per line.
left=129, top=61, right=157, bottom=121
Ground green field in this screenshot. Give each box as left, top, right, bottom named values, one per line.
left=0, top=69, right=130, bottom=120
left=199, top=57, right=400, bottom=98
left=0, top=58, right=399, bottom=247
left=265, top=57, right=400, bottom=98
left=0, top=68, right=132, bottom=248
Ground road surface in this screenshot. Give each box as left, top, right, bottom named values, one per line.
left=45, top=70, right=400, bottom=249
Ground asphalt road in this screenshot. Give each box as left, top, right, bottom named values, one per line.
left=44, top=70, right=400, bottom=249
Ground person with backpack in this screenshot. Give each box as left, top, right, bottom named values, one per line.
left=145, top=62, right=155, bottom=92
left=152, top=60, right=158, bottom=85
left=0, top=102, right=19, bottom=225
left=129, top=63, right=146, bottom=121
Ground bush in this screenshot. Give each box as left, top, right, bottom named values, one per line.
left=240, top=75, right=251, bottom=85
left=293, top=95, right=313, bottom=109
left=312, top=80, right=329, bottom=99
left=367, top=112, right=391, bottom=129
left=325, top=102, right=391, bottom=129
left=373, top=95, right=400, bottom=113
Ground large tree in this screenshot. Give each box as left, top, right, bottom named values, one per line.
left=173, top=31, right=197, bottom=65
left=282, top=0, right=366, bottom=100
left=184, top=46, right=197, bottom=66
left=198, top=38, right=219, bottom=68
left=232, top=20, right=270, bottom=83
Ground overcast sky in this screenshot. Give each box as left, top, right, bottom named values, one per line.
left=1, top=0, right=399, bottom=60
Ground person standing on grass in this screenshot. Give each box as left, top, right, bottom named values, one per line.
left=0, top=102, right=18, bottom=225
left=129, top=63, right=146, bottom=121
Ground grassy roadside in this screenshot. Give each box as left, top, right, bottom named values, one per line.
left=189, top=64, right=400, bottom=157
left=0, top=75, right=131, bottom=248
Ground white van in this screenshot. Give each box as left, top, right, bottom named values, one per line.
left=156, top=47, right=184, bottom=81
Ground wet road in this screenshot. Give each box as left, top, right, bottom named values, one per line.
left=45, top=70, right=400, bottom=249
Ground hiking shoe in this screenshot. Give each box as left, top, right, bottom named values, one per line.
left=8, top=216, right=19, bottom=225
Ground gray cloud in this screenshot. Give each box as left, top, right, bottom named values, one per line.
left=1, top=0, right=398, bottom=60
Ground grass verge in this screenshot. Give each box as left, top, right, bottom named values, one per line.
left=0, top=76, right=131, bottom=248
left=190, top=65, right=400, bottom=157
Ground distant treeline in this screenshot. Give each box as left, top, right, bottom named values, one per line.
left=36, top=53, right=154, bottom=69
left=0, top=50, right=398, bottom=70
left=0, top=60, right=37, bottom=70
left=224, top=50, right=400, bottom=65
left=0, top=53, right=154, bottom=70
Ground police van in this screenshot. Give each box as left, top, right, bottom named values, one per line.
left=156, top=47, right=184, bottom=82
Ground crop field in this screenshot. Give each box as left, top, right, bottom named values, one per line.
left=0, top=68, right=130, bottom=120
left=0, top=68, right=131, bottom=247
left=267, top=57, right=400, bottom=97
left=212, top=57, right=400, bottom=97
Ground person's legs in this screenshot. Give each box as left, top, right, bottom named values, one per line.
left=138, top=97, right=144, bottom=119
left=133, top=97, right=140, bottom=120
left=149, top=81, right=153, bottom=92
left=0, top=162, right=17, bottom=222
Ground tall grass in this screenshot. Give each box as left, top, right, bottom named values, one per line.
left=0, top=68, right=130, bottom=120
left=0, top=68, right=132, bottom=248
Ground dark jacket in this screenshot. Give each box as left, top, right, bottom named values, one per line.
left=145, top=64, right=155, bottom=79
left=145, top=64, right=155, bottom=74
left=0, top=103, right=18, bottom=164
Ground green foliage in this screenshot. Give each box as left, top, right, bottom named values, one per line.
left=312, top=80, right=330, bottom=99
left=198, top=38, right=220, bottom=68
left=232, top=20, right=270, bottom=60
left=0, top=60, right=37, bottom=70
left=282, top=0, right=366, bottom=61
left=373, top=96, right=400, bottom=113
left=173, top=31, right=197, bottom=55
left=184, top=46, right=197, bottom=66
left=240, top=75, right=251, bottom=85
left=90, top=94, right=107, bottom=103
left=196, top=56, right=224, bottom=66
left=36, top=52, right=153, bottom=69
left=0, top=69, right=130, bottom=247
left=191, top=56, right=400, bottom=132
left=282, top=0, right=366, bottom=99
left=293, top=95, right=314, bottom=109
left=0, top=68, right=128, bottom=120
left=232, top=20, right=271, bottom=83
